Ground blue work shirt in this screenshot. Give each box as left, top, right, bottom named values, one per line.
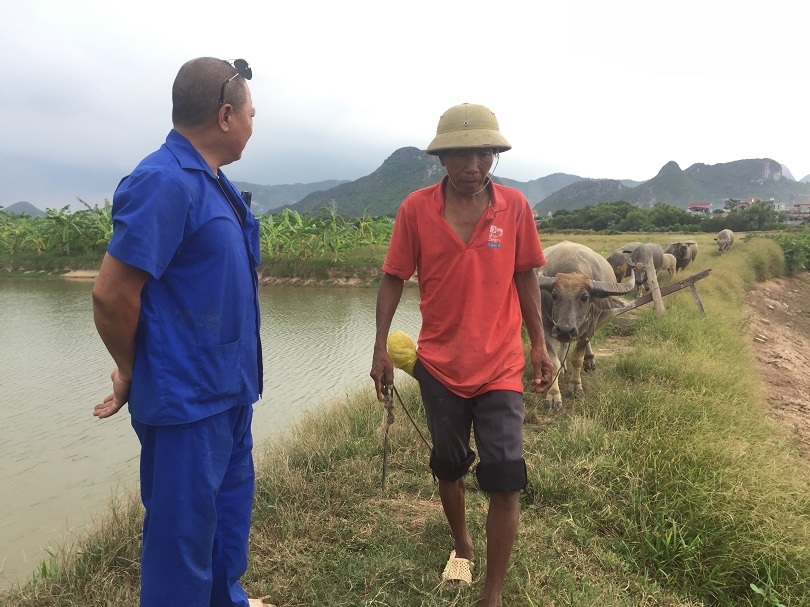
left=108, top=130, right=263, bottom=426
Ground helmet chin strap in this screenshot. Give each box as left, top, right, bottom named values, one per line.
left=446, top=153, right=500, bottom=196
left=447, top=174, right=491, bottom=196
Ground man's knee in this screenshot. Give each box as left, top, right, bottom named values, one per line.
left=475, top=458, right=527, bottom=492
left=429, top=449, right=475, bottom=482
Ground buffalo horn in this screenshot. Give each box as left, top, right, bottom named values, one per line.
left=589, top=272, right=635, bottom=296
left=538, top=275, right=556, bottom=290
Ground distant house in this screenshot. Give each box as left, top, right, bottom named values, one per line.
left=687, top=202, right=712, bottom=215
left=737, top=198, right=754, bottom=211
left=787, top=202, right=810, bottom=224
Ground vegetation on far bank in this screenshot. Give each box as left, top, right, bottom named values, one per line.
left=2, top=235, right=810, bottom=606
left=2, top=200, right=809, bottom=278
left=539, top=199, right=797, bottom=234
left=0, top=201, right=393, bottom=281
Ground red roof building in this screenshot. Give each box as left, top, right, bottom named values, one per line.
left=687, top=202, right=712, bottom=215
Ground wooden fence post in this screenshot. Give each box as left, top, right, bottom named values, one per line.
left=645, top=248, right=666, bottom=317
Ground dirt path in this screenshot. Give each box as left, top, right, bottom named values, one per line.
left=591, top=272, right=810, bottom=461
left=746, top=272, right=810, bottom=460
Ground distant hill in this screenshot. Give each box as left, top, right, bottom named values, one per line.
left=536, top=179, right=634, bottom=214
left=278, top=148, right=790, bottom=218
left=538, top=158, right=810, bottom=213
left=284, top=147, right=446, bottom=216
left=283, top=149, right=596, bottom=217
left=12, top=150, right=799, bottom=220
left=1, top=201, right=46, bottom=217
left=231, top=179, right=349, bottom=214
left=497, top=173, right=584, bottom=206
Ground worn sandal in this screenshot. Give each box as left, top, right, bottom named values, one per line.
left=441, top=549, right=473, bottom=586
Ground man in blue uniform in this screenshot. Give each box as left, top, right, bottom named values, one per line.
left=92, top=57, right=263, bottom=607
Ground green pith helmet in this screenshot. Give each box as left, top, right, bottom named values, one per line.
left=426, top=103, right=512, bottom=155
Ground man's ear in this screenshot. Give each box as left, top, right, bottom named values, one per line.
left=217, top=104, right=232, bottom=130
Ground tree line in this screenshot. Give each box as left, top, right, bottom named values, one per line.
left=540, top=199, right=792, bottom=233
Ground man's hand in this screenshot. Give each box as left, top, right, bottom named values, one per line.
left=370, top=347, right=394, bottom=402
left=529, top=344, right=554, bottom=394
left=94, top=368, right=131, bottom=419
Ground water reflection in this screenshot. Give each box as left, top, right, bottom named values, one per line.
left=0, top=277, right=421, bottom=587
left=257, top=286, right=422, bottom=435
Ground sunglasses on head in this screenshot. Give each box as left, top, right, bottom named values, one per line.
left=217, top=59, right=252, bottom=107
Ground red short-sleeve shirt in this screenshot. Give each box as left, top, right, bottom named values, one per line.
left=383, top=177, right=545, bottom=398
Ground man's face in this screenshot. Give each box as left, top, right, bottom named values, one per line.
left=227, top=81, right=255, bottom=163
left=440, top=149, right=495, bottom=195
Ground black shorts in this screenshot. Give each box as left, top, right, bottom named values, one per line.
left=414, top=360, right=527, bottom=492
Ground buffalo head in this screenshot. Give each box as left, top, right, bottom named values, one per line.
left=538, top=271, right=634, bottom=342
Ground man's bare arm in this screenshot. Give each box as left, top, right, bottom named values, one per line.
left=370, top=272, right=405, bottom=400
left=91, top=253, right=149, bottom=418
left=515, top=269, right=554, bottom=393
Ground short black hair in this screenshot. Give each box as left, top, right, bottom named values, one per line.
left=172, top=57, right=248, bottom=127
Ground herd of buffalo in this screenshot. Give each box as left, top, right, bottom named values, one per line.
left=535, top=229, right=734, bottom=410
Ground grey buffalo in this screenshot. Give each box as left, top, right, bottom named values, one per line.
left=715, top=229, right=734, bottom=252
left=538, top=241, right=634, bottom=410
left=686, top=240, right=698, bottom=262
left=664, top=241, right=696, bottom=272
left=629, top=243, right=664, bottom=294
left=607, top=242, right=641, bottom=282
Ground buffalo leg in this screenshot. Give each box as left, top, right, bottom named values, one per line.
left=583, top=342, right=596, bottom=372
left=565, top=340, right=588, bottom=398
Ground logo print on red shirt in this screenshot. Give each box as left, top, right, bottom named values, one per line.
left=487, top=225, right=503, bottom=248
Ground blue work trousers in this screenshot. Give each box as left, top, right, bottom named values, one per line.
left=132, top=404, right=255, bottom=607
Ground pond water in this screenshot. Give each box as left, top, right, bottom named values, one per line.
left=0, top=277, right=421, bottom=588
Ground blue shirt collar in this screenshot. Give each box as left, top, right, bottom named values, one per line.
left=164, top=129, right=217, bottom=177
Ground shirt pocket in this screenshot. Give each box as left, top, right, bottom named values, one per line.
left=197, top=339, right=242, bottom=403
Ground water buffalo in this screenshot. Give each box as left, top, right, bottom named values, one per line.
left=538, top=241, right=635, bottom=410
left=686, top=240, right=698, bottom=262
left=607, top=242, right=641, bottom=282
left=715, top=229, right=734, bottom=252
left=629, top=243, right=664, bottom=294
left=665, top=241, right=693, bottom=272
left=660, top=253, right=676, bottom=278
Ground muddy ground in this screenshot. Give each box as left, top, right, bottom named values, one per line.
left=593, top=272, right=810, bottom=462
left=746, top=272, right=810, bottom=460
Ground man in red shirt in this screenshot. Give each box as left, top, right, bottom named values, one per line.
left=371, top=103, right=554, bottom=607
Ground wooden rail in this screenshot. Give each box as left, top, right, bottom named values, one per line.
left=615, top=268, right=712, bottom=317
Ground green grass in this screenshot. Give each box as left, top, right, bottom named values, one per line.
left=2, top=236, right=809, bottom=606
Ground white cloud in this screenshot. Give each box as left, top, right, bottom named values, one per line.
left=2, top=0, right=809, bottom=210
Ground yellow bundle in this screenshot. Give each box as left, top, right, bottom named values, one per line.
left=387, top=330, right=417, bottom=377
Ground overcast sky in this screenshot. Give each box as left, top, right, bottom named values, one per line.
left=2, top=0, right=807, bottom=211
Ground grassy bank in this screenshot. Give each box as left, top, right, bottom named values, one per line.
left=2, top=237, right=809, bottom=606
left=0, top=246, right=390, bottom=286
left=3, top=230, right=807, bottom=283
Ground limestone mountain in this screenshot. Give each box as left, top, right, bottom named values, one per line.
left=497, top=173, right=584, bottom=206
left=1, top=201, right=46, bottom=217
left=536, top=179, right=633, bottom=216
left=283, top=147, right=446, bottom=217
left=284, top=148, right=589, bottom=217
left=237, top=153, right=808, bottom=218
left=230, top=179, right=349, bottom=215
left=538, top=158, right=810, bottom=213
